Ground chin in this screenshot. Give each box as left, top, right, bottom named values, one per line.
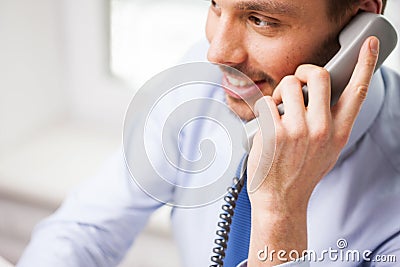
left=226, top=94, right=257, bottom=122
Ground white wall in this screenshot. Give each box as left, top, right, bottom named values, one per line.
left=0, top=0, right=68, bottom=155
left=60, top=0, right=132, bottom=126
left=110, top=0, right=209, bottom=89
left=0, top=0, right=133, bottom=159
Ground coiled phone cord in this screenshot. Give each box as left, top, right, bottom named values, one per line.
left=210, top=172, right=246, bottom=267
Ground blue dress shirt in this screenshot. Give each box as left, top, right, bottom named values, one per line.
left=18, top=40, right=400, bottom=267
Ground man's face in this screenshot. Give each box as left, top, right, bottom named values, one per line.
left=206, top=0, right=348, bottom=121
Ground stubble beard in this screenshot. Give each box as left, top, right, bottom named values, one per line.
left=225, top=33, right=340, bottom=122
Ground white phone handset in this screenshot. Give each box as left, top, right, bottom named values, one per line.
left=244, top=12, right=398, bottom=151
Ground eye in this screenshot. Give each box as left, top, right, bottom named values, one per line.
left=249, top=15, right=278, bottom=28
left=209, top=0, right=221, bottom=16
left=210, top=0, right=220, bottom=9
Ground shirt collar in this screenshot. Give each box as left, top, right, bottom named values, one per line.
left=338, top=69, right=385, bottom=161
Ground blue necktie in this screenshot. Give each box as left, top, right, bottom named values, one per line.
left=223, top=168, right=251, bottom=266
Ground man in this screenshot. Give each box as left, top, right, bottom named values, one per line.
left=18, top=0, right=399, bottom=266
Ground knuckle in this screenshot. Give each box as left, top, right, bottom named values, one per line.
left=263, top=95, right=273, bottom=102
left=281, top=75, right=301, bottom=87
left=356, top=84, right=369, bottom=101
left=314, top=67, right=330, bottom=81
left=274, top=125, right=287, bottom=143
left=286, top=125, right=308, bottom=141
left=334, top=131, right=350, bottom=148
left=295, top=64, right=308, bottom=74
left=364, top=57, right=377, bottom=67
left=310, top=124, right=330, bottom=143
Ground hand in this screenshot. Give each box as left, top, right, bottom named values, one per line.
left=246, top=36, right=379, bottom=266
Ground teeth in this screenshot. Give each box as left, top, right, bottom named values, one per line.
left=227, top=75, right=239, bottom=86
left=227, top=75, right=253, bottom=87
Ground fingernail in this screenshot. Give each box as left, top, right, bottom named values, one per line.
left=369, top=38, right=379, bottom=55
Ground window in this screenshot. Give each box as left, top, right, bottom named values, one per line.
left=111, top=0, right=209, bottom=91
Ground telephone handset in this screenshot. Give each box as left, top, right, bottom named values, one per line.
left=244, top=12, right=398, bottom=151
left=210, top=12, right=397, bottom=267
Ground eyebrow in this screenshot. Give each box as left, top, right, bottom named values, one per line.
left=234, top=0, right=298, bottom=16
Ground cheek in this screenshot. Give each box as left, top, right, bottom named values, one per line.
left=249, top=38, right=305, bottom=80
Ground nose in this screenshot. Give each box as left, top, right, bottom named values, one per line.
left=207, top=17, right=247, bottom=66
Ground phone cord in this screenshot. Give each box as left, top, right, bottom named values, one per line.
left=210, top=175, right=245, bottom=267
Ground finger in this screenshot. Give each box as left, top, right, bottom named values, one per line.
left=272, top=75, right=306, bottom=124
left=249, top=96, right=279, bottom=193
left=294, top=64, right=331, bottom=123
left=254, top=96, right=281, bottom=131
left=332, top=36, right=379, bottom=132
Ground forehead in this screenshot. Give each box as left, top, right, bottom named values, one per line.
left=235, top=0, right=297, bottom=15
left=218, top=0, right=328, bottom=17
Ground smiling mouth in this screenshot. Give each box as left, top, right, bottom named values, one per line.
left=222, top=73, right=265, bottom=100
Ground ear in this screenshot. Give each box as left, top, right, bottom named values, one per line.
left=358, top=0, right=383, bottom=14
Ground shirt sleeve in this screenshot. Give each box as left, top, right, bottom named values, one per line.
left=367, top=231, right=400, bottom=266
left=17, top=149, right=173, bottom=267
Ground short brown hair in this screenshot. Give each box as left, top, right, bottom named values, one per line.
left=327, top=0, right=387, bottom=22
